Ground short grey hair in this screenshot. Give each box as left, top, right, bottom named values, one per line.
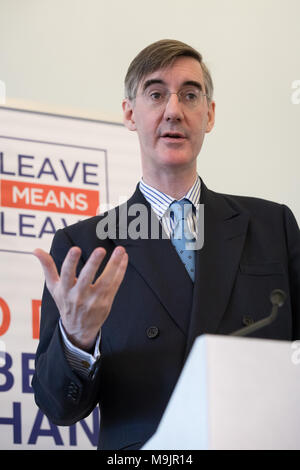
left=124, top=39, right=214, bottom=103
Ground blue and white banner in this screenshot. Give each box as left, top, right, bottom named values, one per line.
left=0, top=107, right=140, bottom=449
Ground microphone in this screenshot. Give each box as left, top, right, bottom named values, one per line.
left=231, top=289, right=286, bottom=337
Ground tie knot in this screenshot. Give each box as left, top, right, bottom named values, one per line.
left=170, top=199, right=193, bottom=224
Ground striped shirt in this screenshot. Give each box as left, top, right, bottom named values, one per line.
left=139, top=176, right=201, bottom=238
left=60, top=176, right=201, bottom=377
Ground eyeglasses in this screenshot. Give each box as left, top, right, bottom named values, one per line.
left=139, top=84, right=208, bottom=109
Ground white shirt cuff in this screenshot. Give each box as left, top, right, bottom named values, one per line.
left=59, top=318, right=101, bottom=378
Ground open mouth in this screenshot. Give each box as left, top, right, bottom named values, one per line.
left=161, top=132, right=186, bottom=141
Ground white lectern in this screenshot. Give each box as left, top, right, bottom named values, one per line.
left=142, top=335, right=300, bottom=450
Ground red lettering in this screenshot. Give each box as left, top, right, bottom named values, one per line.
left=32, top=300, right=41, bottom=339
left=0, top=297, right=10, bottom=336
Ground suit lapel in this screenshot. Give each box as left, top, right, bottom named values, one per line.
left=110, top=186, right=194, bottom=336
left=185, top=182, right=250, bottom=358
left=103, top=181, right=249, bottom=352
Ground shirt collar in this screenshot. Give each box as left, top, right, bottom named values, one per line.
left=139, top=176, right=201, bottom=219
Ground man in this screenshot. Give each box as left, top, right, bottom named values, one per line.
left=32, top=39, right=300, bottom=450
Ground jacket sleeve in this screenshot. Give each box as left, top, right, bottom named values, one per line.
left=31, top=229, right=102, bottom=425
left=283, top=205, right=300, bottom=340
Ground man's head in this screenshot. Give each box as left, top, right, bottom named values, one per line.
left=124, top=39, right=214, bottom=104
left=123, top=39, right=215, bottom=185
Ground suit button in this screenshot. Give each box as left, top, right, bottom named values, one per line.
left=146, top=326, right=159, bottom=339
left=67, top=382, right=79, bottom=402
left=242, top=315, right=254, bottom=326
left=81, top=360, right=90, bottom=369
left=68, top=381, right=78, bottom=392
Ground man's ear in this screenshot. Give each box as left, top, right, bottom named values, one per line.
left=205, top=100, right=216, bottom=133
left=122, top=98, right=137, bottom=131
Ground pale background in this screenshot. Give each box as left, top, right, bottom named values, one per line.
left=0, top=0, right=299, bottom=450
left=0, top=0, right=299, bottom=220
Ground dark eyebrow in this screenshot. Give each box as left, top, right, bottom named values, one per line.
left=142, top=79, right=203, bottom=92
left=142, top=79, right=166, bottom=91
left=182, top=81, right=203, bottom=91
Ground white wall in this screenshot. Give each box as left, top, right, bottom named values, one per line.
left=0, top=0, right=299, bottom=220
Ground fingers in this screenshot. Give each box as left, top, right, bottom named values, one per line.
left=76, top=247, right=107, bottom=290
left=94, top=246, right=128, bottom=293
left=33, top=248, right=59, bottom=292
left=34, top=245, right=128, bottom=309
left=109, top=249, right=129, bottom=296
left=60, top=247, right=82, bottom=290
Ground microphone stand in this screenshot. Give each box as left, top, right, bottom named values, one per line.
left=231, top=289, right=286, bottom=337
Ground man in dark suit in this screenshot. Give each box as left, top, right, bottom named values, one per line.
left=32, top=39, right=300, bottom=450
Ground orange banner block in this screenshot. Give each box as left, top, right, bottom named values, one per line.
left=32, top=299, right=41, bottom=339
left=0, top=297, right=10, bottom=336
left=0, top=179, right=99, bottom=216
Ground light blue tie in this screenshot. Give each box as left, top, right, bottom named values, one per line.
left=170, top=199, right=196, bottom=282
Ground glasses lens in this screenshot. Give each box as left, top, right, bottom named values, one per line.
left=143, top=85, right=202, bottom=107
left=179, top=87, right=201, bottom=107
left=144, top=85, right=167, bottom=105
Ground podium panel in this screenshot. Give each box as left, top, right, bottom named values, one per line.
left=143, top=335, right=300, bottom=450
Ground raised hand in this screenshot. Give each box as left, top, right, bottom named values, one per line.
left=33, top=246, right=128, bottom=351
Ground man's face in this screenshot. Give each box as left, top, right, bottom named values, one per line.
left=123, top=56, right=215, bottom=178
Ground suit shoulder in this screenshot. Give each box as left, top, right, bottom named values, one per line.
left=63, top=214, right=101, bottom=236
left=213, top=191, right=300, bottom=232
left=223, top=194, right=282, bottom=211
left=203, top=187, right=293, bottom=229
left=217, top=190, right=284, bottom=214
left=59, top=210, right=114, bottom=250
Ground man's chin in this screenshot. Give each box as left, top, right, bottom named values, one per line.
left=159, top=151, right=195, bottom=168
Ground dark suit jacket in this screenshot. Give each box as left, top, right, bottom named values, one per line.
left=32, top=180, right=300, bottom=450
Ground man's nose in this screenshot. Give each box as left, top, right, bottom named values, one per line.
left=163, top=93, right=184, bottom=121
